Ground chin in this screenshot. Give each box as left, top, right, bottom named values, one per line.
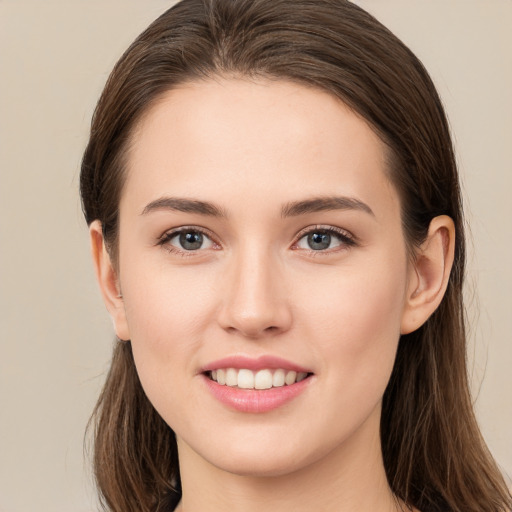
left=180, top=424, right=336, bottom=479
left=208, top=449, right=310, bottom=478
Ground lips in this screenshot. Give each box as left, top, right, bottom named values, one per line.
left=202, top=354, right=311, bottom=374
left=201, top=355, right=314, bottom=413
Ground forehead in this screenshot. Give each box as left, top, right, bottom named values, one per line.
left=122, top=78, right=399, bottom=220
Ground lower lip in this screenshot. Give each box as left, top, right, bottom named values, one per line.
left=202, top=374, right=312, bottom=413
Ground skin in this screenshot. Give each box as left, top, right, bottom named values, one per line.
left=91, top=78, right=454, bottom=512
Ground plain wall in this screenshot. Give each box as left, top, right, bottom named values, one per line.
left=0, top=1, right=510, bottom=510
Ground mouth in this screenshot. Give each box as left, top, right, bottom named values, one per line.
left=206, top=368, right=312, bottom=390
left=201, top=356, right=314, bottom=413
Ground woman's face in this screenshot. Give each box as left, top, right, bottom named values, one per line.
left=112, top=79, right=416, bottom=476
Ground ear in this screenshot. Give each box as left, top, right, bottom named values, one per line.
left=401, top=215, right=456, bottom=335
left=89, top=220, right=130, bottom=341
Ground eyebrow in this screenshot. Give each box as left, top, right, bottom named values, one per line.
left=141, top=197, right=227, bottom=217
left=140, top=195, right=374, bottom=218
left=281, top=196, right=374, bottom=217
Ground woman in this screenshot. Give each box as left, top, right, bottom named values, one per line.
left=80, top=0, right=511, bottom=511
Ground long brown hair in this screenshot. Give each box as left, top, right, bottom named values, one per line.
left=81, top=1, right=511, bottom=511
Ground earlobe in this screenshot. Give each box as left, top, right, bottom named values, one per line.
left=401, top=215, right=455, bottom=335
left=89, top=221, right=130, bottom=341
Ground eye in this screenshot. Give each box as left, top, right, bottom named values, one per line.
left=294, top=227, right=355, bottom=252
left=159, top=228, right=216, bottom=253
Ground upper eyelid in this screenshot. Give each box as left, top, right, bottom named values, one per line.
left=293, top=225, right=355, bottom=242
left=158, top=225, right=217, bottom=242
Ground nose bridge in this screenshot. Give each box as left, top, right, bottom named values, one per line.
left=218, top=240, right=291, bottom=337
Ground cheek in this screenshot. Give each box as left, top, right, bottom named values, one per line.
left=296, top=254, right=407, bottom=396
left=119, top=256, right=218, bottom=393
left=120, top=275, right=215, bottom=426
left=122, top=254, right=216, bottom=338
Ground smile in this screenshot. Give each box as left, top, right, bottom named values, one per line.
left=209, top=368, right=310, bottom=389
left=202, top=356, right=314, bottom=413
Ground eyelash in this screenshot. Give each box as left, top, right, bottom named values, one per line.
left=157, top=225, right=357, bottom=257
left=292, top=225, right=357, bottom=255
left=157, top=226, right=219, bottom=257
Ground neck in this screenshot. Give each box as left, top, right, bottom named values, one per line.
left=175, top=407, right=403, bottom=512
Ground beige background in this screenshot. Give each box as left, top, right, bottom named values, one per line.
left=0, top=1, right=510, bottom=511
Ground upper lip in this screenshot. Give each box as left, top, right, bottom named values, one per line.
left=201, top=355, right=312, bottom=374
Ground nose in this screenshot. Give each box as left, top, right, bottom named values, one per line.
left=217, top=246, right=293, bottom=339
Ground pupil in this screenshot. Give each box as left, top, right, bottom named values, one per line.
left=180, top=231, right=203, bottom=250
left=308, top=232, right=331, bottom=250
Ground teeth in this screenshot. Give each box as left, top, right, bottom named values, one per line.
left=226, top=368, right=238, bottom=386
left=209, top=368, right=309, bottom=389
left=284, top=370, right=297, bottom=385
left=216, top=369, right=226, bottom=385
left=238, top=369, right=254, bottom=389
left=254, top=369, right=273, bottom=389
left=297, top=372, right=308, bottom=382
left=272, top=369, right=285, bottom=387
